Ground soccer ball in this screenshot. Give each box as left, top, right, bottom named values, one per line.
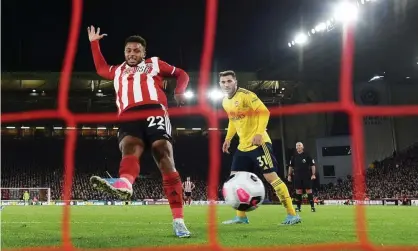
left=222, top=171, right=265, bottom=212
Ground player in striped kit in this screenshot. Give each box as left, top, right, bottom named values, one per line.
left=182, top=177, right=195, bottom=206
left=87, top=26, right=191, bottom=238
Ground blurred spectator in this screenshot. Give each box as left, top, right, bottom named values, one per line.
left=316, top=143, right=418, bottom=200
left=1, top=138, right=417, bottom=201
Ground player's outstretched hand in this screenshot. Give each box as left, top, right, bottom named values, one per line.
left=251, top=134, right=263, bottom=146
left=287, top=175, right=292, bottom=182
left=87, top=25, right=107, bottom=42
left=311, top=174, right=316, bottom=180
left=222, top=140, right=231, bottom=154
left=174, top=93, right=186, bottom=107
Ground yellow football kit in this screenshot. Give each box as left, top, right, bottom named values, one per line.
left=222, top=88, right=297, bottom=218
left=222, top=88, right=271, bottom=152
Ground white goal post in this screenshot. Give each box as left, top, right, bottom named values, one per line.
left=1, top=187, right=51, bottom=205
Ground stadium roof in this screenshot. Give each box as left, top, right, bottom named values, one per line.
left=1, top=71, right=301, bottom=114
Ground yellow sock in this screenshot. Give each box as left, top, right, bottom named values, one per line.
left=271, top=178, right=296, bottom=216
left=236, top=210, right=246, bottom=218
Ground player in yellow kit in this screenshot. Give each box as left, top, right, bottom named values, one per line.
left=219, top=70, right=301, bottom=225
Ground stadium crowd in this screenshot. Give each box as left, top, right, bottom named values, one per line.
left=1, top=135, right=228, bottom=201
left=316, top=144, right=418, bottom=200
left=1, top=136, right=417, bottom=201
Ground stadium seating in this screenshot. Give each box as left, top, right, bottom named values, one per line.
left=2, top=136, right=417, bottom=201
left=316, top=144, right=418, bottom=200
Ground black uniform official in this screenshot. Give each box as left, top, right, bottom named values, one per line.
left=288, top=142, right=316, bottom=212
left=290, top=152, right=314, bottom=190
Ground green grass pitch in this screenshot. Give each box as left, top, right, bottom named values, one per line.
left=1, top=205, right=417, bottom=249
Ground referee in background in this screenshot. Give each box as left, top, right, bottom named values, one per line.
left=287, top=142, right=316, bottom=212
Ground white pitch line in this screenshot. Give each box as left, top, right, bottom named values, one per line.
left=1, top=221, right=209, bottom=225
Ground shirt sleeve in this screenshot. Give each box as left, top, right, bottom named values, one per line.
left=223, top=101, right=237, bottom=141
left=246, top=92, right=264, bottom=111
left=158, top=59, right=189, bottom=94
left=225, top=120, right=237, bottom=141
left=245, top=92, right=270, bottom=134
left=309, top=157, right=315, bottom=166
left=90, top=41, right=117, bottom=80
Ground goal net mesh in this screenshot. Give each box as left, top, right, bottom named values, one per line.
left=2, top=0, right=418, bottom=251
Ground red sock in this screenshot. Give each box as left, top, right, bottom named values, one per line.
left=119, top=155, right=140, bottom=184
left=162, top=172, right=184, bottom=219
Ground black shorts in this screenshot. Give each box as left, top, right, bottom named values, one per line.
left=293, top=175, right=312, bottom=190
left=118, top=104, right=173, bottom=148
left=184, top=192, right=192, bottom=197
left=231, top=143, right=278, bottom=174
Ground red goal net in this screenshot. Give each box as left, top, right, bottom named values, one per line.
left=3, top=0, right=418, bottom=251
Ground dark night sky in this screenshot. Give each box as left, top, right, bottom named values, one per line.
left=2, top=0, right=418, bottom=77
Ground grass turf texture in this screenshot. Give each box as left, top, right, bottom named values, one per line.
left=1, top=205, right=417, bottom=249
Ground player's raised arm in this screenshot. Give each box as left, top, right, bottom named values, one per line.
left=88, top=25, right=116, bottom=80
left=158, top=59, right=189, bottom=106
left=246, top=92, right=270, bottom=135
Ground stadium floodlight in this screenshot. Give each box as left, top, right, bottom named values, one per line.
left=208, top=89, right=225, bottom=101
left=184, top=90, right=194, bottom=99
left=287, top=0, right=382, bottom=49
left=288, top=42, right=292, bottom=47
left=294, top=33, right=308, bottom=45
left=315, top=23, right=327, bottom=32
left=368, top=75, right=384, bottom=82
left=334, top=1, right=359, bottom=23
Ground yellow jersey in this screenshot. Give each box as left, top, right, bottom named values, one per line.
left=222, top=88, right=271, bottom=152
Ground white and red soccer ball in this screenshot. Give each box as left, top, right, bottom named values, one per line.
left=222, top=171, right=265, bottom=212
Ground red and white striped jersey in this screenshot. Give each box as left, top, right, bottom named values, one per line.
left=110, top=58, right=177, bottom=113
left=183, top=181, right=194, bottom=192
left=90, top=41, right=189, bottom=114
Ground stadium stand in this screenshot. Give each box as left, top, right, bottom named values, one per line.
left=2, top=135, right=417, bottom=202
left=317, top=143, right=418, bottom=200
